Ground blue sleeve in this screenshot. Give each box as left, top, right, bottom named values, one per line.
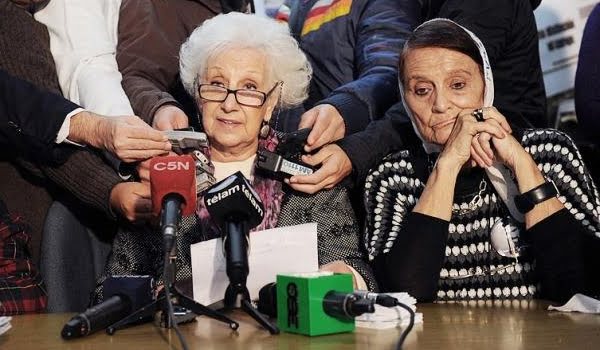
left=319, top=0, right=421, bottom=134
left=575, top=4, right=600, bottom=139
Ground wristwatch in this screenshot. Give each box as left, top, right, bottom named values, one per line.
left=514, top=180, right=559, bottom=213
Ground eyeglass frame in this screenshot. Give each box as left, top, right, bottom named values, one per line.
left=197, top=81, right=282, bottom=107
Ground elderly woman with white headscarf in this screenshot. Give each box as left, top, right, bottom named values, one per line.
left=94, top=13, right=377, bottom=301
left=365, top=19, right=600, bottom=303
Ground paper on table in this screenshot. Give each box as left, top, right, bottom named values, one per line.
left=0, top=316, right=12, bottom=336
left=548, top=293, right=600, bottom=313
left=191, top=223, right=319, bottom=305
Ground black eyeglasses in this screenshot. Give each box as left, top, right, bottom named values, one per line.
left=198, top=82, right=281, bottom=107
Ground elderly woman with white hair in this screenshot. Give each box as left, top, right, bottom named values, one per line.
left=93, top=13, right=377, bottom=301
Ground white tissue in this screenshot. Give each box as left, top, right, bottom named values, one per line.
left=547, top=293, right=600, bottom=313
left=355, top=292, right=423, bottom=329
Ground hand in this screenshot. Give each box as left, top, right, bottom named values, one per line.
left=137, top=158, right=152, bottom=183
left=468, top=107, right=513, bottom=168
left=298, top=104, right=345, bottom=152
left=153, top=104, right=189, bottom=131
left=439, top=111, right=507, bottom=170
left=109, top=182, right=153, bottom=223
left=286, top=144, right=352, bottom=194
left=490, top=132, right=529, bottom=171
left=69, top=111, right=171, bottom=162
left=320, top=260, right=357, bottom=288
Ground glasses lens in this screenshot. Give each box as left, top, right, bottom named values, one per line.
left=200, top=85, right=227, bottom=101
left=236, top=90, right=265, bottom=106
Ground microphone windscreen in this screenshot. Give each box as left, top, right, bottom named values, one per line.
left=150, top=155, right=197, bottom=216
left=204, top=171, right=264, bottom=229
left=103, top=275, right=154, bottom=311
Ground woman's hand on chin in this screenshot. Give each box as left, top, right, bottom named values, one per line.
left=439, top=111, right=507, bottom=170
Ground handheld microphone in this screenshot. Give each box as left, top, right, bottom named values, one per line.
left=352, top=290, right=399, bottom=307
left=204, top=171, right=264, bottom=288
left=61, top=276, right=154, bottom=339
left=150, top=155, right=197, bottom=251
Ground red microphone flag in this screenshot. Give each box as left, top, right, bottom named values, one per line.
left=149, top=155, right=197, bottom=216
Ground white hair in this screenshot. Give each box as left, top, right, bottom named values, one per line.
left=180, top=13, right=312, bottom=108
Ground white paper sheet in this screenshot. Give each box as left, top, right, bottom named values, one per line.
left=191, top=223, right=319, bottom=305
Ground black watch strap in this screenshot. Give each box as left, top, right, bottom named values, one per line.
left=514, top=180, right=558, bottom=214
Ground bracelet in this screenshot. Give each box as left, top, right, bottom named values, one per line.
left=514, top=180, right=558, bottom=214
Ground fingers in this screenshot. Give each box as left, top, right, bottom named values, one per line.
left=306, top=116, right=328, bottom=150
left=286, top=146, right=351, bottom=194
left=485, top=107, right=512, bottom=134
left=298, top=109, right=318, bottom=130
left=300, top=105, right=345, bottom=151
left=121, top=125, right=170, bottom=142
left=116, top=149, right=170, bottom=163
left=137, top=159, right=152, bottom=183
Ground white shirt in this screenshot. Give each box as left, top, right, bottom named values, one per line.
left=35, top=0, right=134, bottom=117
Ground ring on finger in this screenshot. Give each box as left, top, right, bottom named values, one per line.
left=472, top=108, right=485, bottom=122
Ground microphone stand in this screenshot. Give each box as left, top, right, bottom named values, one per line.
left=222, top=221, right=279, bottom=334
left=107, top=199, right=239, bottom=334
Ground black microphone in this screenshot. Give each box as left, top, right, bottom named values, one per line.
left=61, top=275, right=154, bottom=339
left=352, top=290, right=399, bottom=307
left=204, top=171, right=264, bottom=287
left=257, top=282, right=376, bottom=320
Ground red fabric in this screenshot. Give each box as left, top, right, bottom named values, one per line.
left=0, top=212, right=47, bottom=315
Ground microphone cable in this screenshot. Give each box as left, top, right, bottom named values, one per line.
left=392, top=298, right=415, bottom=350
left=163, top=250, right=189, bottom=350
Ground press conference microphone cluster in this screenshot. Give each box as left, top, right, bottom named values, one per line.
left=61, top=276, right=153, bottom=339
left=203, top=171, right=264, bottom=288
left=149, top=155, right=197, bottom=252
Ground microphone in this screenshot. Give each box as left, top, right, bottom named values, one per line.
left=61, top=275, right=154, bottom=339
left=258, top=272, right=376, bottom=336
left=204, top=171, right=264, bottom=287
left=352, top=290, right=399, bottom=307
left=258, top=281, right=378, bottom=320
left=150, top=155, right=197, bottom=251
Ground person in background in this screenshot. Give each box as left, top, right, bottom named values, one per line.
left=1, top=69, right=171, bottom=163
left=273, top=0, right=420, bottom=152
left=288, top=0, right=548, bottom=194
left=35, top=0, right=133, bottom=118
left=575, top=3, right=600, bottom=145
left=366, top=19, right=600, bottom=303
left=116, top=0, right=250, bottom=132
left=95, top=14, right=377, bottom=303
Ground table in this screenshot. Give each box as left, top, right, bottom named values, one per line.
left=1, top=300, right=599, bottom=349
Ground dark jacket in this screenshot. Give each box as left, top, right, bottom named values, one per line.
left=117, top=0, right=224, bottom=127
left=0, top=69, right=77, bottom=164
left=339, top=0, right=548, bottom=185
left=276, top=0, right=421, bottom=134
left=575, top=3, right=600, bottom=143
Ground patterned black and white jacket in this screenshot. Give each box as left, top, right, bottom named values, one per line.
left=365, top=129, right=600, bottom=303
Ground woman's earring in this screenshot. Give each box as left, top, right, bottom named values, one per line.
left=259, top=121, right=270, bottom=139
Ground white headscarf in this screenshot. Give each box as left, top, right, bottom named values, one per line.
left=399, top=18, right=524, bottom=222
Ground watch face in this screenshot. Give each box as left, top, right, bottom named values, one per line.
left=514, top=195, right=534, bottom=214
left=514, top=181, right=558, bottom=214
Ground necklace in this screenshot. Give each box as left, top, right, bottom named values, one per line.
left=453, top=177, right=487, bottom=216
